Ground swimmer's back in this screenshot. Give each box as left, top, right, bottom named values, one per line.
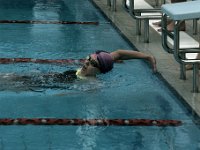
left=43, top=70, right=77, bottom=83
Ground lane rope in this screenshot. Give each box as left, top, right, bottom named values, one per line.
left=0, top=58, right=85, bottom=65
left=0, top=118, right=182, bottom=126
left=0, top=20, right=99, bottom=25
left=0, top=58, right=124, bottom=65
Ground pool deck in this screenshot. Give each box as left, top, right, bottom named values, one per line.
left=93, top=0, right=200, bottom=116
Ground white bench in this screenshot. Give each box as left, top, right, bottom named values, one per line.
left=161, top=0, right=200, bottom=92
left=123, top=0, right=163, bottom=43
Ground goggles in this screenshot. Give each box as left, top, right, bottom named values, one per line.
left=86, top=55, right=100, bottom=69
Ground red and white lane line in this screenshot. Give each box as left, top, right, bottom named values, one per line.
left=0, top=58, right=85, bottom=65
left=0, top=118, right=182, bottom=126
left=0, top=20, right=99, bottom=25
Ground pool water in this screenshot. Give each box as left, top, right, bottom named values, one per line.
left=0, top=0, right=200, bottom=149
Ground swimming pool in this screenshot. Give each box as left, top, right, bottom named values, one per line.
left=0, top=0, right=200, bottom=149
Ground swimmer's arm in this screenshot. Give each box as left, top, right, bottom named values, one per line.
left=111, top=50, right=157, bottom=72
left=111, top=50, right=150, bottom=60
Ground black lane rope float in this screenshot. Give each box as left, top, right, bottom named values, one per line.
left=0, top=20, right=99, bottom=25
left=0, top=118, right=182, bottom=126
left=0, top=58, right=85, bottom=65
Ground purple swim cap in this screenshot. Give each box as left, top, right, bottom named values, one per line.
left=95, top=50, right=114, bottom=73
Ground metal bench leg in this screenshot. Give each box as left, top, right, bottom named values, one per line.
left=144, top=19, right=149, bottom=43
left=162, top=13, right=174, bottom=53
left=180, top=63, right=186, bottom=80
left=180, top=54, right=186, bottom=80
left=174, top=21, right=187, bottom=80
left=107, top=0, right=111, bottom=7
left=111, top=0, right=116, bottom=11
left=193, top=64, right=199, bottom=93
left=136, top=19, right=141, bottom=35
left=193, top=19, right=198, bottom=35
left=155, top=0, right=159, bottom=6
left=155, top=0, right=166, bottom=6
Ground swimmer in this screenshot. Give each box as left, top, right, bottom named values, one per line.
left=20, top=49, right=157, bottom=81
left=78, top=49, right=157, bottom=77
left=0, top=49, right=157, bottom=91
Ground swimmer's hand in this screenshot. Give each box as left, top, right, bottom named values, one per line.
left=149, top=56, right=157, bottom=73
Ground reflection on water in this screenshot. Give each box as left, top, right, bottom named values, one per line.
left=0, top=0, right=36, bottom=9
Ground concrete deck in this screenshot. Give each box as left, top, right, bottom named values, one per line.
left=92, top=0, right=200, bottom=116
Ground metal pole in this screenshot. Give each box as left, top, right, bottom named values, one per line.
left=107, top=0, right=111, bottom=6
left=112, top=0, right=117, bottom=11
left=193, top=19, right=198, bottom=35
left=174, top=21, right=186, bottom=80
left=144, top=19, right=149, bottom=43
left=193, top=64, right=199, bottom=92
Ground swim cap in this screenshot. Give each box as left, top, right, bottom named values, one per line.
left=95, top=50, right=114, bottom=73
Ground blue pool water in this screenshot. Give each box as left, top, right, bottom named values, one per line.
left=0, top=0, right=200, bottom=149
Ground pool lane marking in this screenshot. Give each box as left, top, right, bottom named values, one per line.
left=0, top=20, right=99, bottom=25
left=0, top=118, right=182, bottom=126
left=0, top=58, right=85, bottom=65
left=0, top=58, right=122, bottom=65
